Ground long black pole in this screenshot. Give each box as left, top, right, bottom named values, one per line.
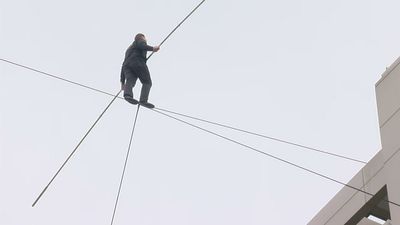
left=32, top=0, right=206, bottom=208
left=146, top=0, right=206, bottom=60
left=32, top=90, right=122, bottom=207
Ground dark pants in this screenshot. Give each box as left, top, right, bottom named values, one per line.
left=122, top=61, right=152, bottom=102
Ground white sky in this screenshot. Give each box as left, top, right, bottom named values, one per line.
left=1, top=0, right=400, bottom=224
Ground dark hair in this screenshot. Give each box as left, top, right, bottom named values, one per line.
left=135, top=33, right=145, bottom=41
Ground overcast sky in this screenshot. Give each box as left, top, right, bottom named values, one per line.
left=1, top=0, right=400, bottom=224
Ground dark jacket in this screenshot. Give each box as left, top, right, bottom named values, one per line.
left=123, top=40, right=154, bottom=65
left=120, top=40, right=154, bottom=84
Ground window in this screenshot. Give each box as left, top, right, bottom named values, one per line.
left=345, top=185, right=390, bottom=225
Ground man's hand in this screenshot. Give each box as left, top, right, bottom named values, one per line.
left=121, top=83, right=125, bottom=90
left=153, top=46, right=160, bottom=52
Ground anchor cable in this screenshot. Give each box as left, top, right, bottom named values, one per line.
left=149, top=108, right=400, bottom=208
left=110, top=106, right=140, bottom=225
left=154, top=107, right=367, bottom=164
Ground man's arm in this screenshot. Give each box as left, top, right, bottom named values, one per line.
left=136, top=41, right=160, bottom=52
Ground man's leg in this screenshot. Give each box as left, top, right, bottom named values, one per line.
left=138, top=64, right=152, bottom=102
left=123, top=66, right=139, bottom=104
left=137, top=64, right=154, bottom=108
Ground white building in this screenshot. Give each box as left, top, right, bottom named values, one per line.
left=308, top=57, right=400, bottom=225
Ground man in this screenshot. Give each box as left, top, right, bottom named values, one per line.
left=120, top=33, right=160, bottom=108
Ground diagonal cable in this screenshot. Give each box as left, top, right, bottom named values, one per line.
left=0, top=58, right=117, bottom=98
left=149, top=108, right=400, bottom=208
left=155, top=107, right=367, bottom=164
left=110, top=106, right=140, bottom=225
left=32, top=89, right=122, bottom=207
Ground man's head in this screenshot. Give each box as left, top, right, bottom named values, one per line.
left=135, top=33, right=146, bottom=42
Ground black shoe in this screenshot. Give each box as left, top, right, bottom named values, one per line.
left=124, top=96, right=139, bottom=105
left=139, top=101, right=155, bottom=109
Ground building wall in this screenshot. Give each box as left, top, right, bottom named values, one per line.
left=308, top=57, right=400, bottom=225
